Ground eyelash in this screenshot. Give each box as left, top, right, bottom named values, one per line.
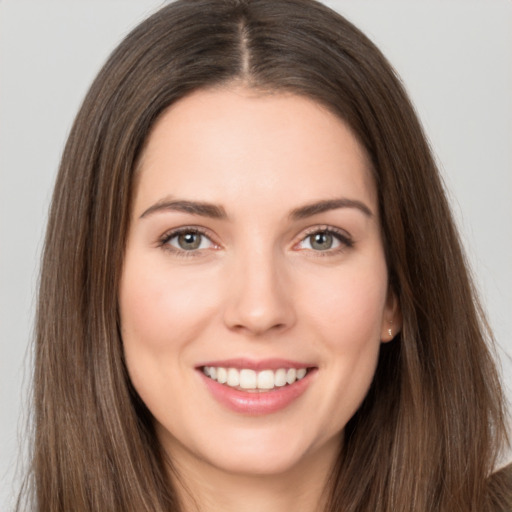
left=297, top=226, right=354, bottom=255
left=158, top=226, right=217, bottom=258
left=158, top=225, right=354, bottom=257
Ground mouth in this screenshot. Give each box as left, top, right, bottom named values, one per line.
left=197, top=359, right=317, bottom=415
left=201, top=366, right=312, bottom=392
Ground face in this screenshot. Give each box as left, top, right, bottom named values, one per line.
left=119, top=87, right=400, bottom=480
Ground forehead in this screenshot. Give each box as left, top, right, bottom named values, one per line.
left=134, top=87, right=377, bottom=217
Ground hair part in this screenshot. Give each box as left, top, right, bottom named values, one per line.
left=25, top=1, right=510, bottom=511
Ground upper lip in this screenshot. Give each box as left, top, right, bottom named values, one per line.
left=196, top=358, right=315, bottom=371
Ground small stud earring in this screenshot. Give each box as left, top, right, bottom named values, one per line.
left=388, top=328, right=392, bottom=337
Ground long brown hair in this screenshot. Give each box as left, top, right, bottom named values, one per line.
left=22, top=0, right=510, bottom=510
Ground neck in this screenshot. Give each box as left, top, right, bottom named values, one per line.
left=167, top=438, right=340, bottom=512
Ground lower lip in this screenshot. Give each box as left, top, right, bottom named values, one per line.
left=199, top=370, right=315, bottom=415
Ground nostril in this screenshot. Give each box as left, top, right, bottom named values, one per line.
left=230, top=321, right=288, bottom=336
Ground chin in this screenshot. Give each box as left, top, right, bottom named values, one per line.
left=206, top=447, right=309, bottom=477
left=158, top=419, right=342, bottom=480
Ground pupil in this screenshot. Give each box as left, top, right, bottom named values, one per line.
left=179, top=232, right=201, bottom=250
left=311, top=232, right=332, bottom=250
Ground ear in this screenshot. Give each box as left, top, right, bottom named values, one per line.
left=380, top=287, right=402, bottom=343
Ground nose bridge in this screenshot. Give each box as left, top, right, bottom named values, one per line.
left=223, top=239, right=295, bottom=335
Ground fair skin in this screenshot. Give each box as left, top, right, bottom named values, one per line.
left=119, top=86, right=400, bottom=512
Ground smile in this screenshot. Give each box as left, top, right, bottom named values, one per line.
left=202, top=366, right=308, bottom=392
left=198, top=360, right=317, bottom=415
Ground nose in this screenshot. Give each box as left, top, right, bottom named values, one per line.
left=222, top=248, right=296, bottom=336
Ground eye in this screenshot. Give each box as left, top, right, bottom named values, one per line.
left=306, top=231, right=338, bottom=251
left=296, top=228, right=353, bottom=252
left=161, top=228, right=216, bottom=253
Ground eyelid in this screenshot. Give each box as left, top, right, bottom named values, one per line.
left=158, top=225, right=220, bottom=256
left=157, top=224, right=353, bottom=257
left=293, top=225, right=354, bottom=253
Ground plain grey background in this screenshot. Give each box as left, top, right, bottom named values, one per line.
left=1, top=0, right=511, bottom=509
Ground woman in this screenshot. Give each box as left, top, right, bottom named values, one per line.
left=20, top=0, right=510, bottom=510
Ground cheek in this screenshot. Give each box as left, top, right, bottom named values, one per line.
left=318, top=281, right=385, bottom=388
left=119, top=259, right=218, bottom=354
left=302, top=264, right=389, bottom=350
left=118, top=257, right=222, bottom=422
left=299, top=267, right=388, bottom=429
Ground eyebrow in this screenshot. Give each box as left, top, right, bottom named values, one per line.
left=139, top=197, right=373, bottom=220
left=140, top=199, right=227, bottom=219
left=289, top=198, right=373, bottom=220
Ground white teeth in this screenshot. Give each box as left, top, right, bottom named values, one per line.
left=297, top=368, right=307, bottom=380
left=202, top=366, right=310, bottom=390
left=227, top=368, right=240, bottom=387
left=257, top=370, right=274, bottom=390
left=239, top=369, right=257, bottom=389
left=286, top=368, right=297, bottom=384
left=217, top=367, right=227, bottom=384
left=274, top=368, right=287, bottom=387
